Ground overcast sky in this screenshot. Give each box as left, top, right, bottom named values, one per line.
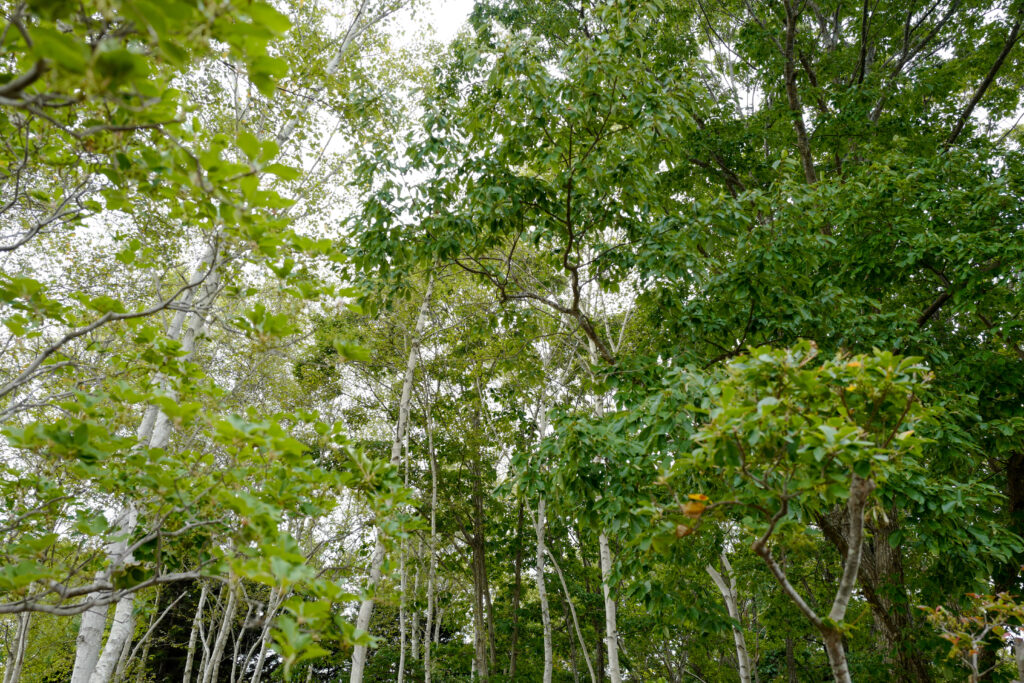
left=401, top=0, right=477, bottom=45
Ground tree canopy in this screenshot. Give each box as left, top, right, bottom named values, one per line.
left=2, top=0, right=1024, bottom=681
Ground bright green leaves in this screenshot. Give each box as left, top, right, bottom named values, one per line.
left=0, top=560, right=52, bottom=593
left=235, top=302, right=298, bottom=340
left=29, top=26, right=90, bottom=73
left=350, top=0, right=698, bottom=303
left=679, top=343, right=930, bottom=519
left=18, top=0, right=291, bottom=93
left=236, top=131, right=282, bottom=165
left=246, top=2, right=292, bottom=34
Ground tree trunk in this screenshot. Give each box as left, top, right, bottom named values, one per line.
left=74, top=602, right=108, bottom=683
left=823, top=632, right=852, bottom=683
left=536, top=496, right=554, bottom=683
left=398, top=538, right=407, bottom=683
left=183, top=584, right=208, bottom=683
left=424, top=380, right=438, bottom=683
left=202, top=581, right=238, bottom=683
left=471, top=545, right=488, bottom=681
left=88, top=509, right=141, bottom=683
left=412, top=537, right=421, bottom=661
left=785, top=636, right=798, bottom=683
left=470, top=459, right=489, bottom=683
left=74, top=244, right=221, bottom=683
left=398, top=434, right=410, bottom=683
left=598, top=532, right=622, bottom=683
left=757, top=477, right=873, bottom=683
left=484, top=565, right=497, bottom=672
left=112, top=611, right=134, bottom=683
left=228, top=602, right=253, bottom=683
left=248, top=587, right=284, bottom=683
left=580, top=542, right=605, bottom=683
left=508, top=500, right=524, bottom=679
left=196, top=586, right=221, bottom=683
left=471, top=374, right=497, bottom=674
left=818, top=509, right=931, bottom=681
left=549, top=549, right=597, bottom=683
left=3, top=613, right=31, bottom=683
left=706, top=554, right=752, bottom=683
left=564, top=603, right=580, bottom=683
left=350, top=273, right=434, bottom=683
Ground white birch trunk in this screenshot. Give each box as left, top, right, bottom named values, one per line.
left=111, top=609, right=135, bottom=682
left=73, top=243, right=221, bottom=683
left=536, top=496, right=553, bottom=683
left=73, top=603, right=108, bottom=683
left=397, top=533, right=407, bottom=683
left=247, top=587, right=284, bottom=683
left=87, top=508, right=140, bottom=683
left=706, top=555, right=752, bottom=683
left=349, top=274, right=434, bottom=683
left=397, top=434, right=411, bottom=683
left=586, top=333, right=622, bottom=683
left=196, top=587, right=222, bottom=683
left=228, top=602, right=253, bottom=683
left=3, top=612, right=31, bottom=683
left=201, top=582, right=238, bottom=683
left=532, top=348, right=555, bottom=683
left=411, top=537, right=421, bottom=661
left=599, top=532, right=622, bottom=683
left=183, top=584, right=208, bottom=683
left=424, top=381, right=437, bottom=683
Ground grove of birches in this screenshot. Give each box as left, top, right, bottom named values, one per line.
left=2, top=0, right=1024, bottom=680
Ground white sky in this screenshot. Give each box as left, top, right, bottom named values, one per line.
left=400, top=0, right=477, bottom=45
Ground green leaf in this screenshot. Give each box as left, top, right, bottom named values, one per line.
left=31, top=26, right=90, bottom=73
left=247, top=2, right=291, bottom=33
left=237, top=131, right=262, bottom=160
left=263, top=163, right=300, bottom=180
